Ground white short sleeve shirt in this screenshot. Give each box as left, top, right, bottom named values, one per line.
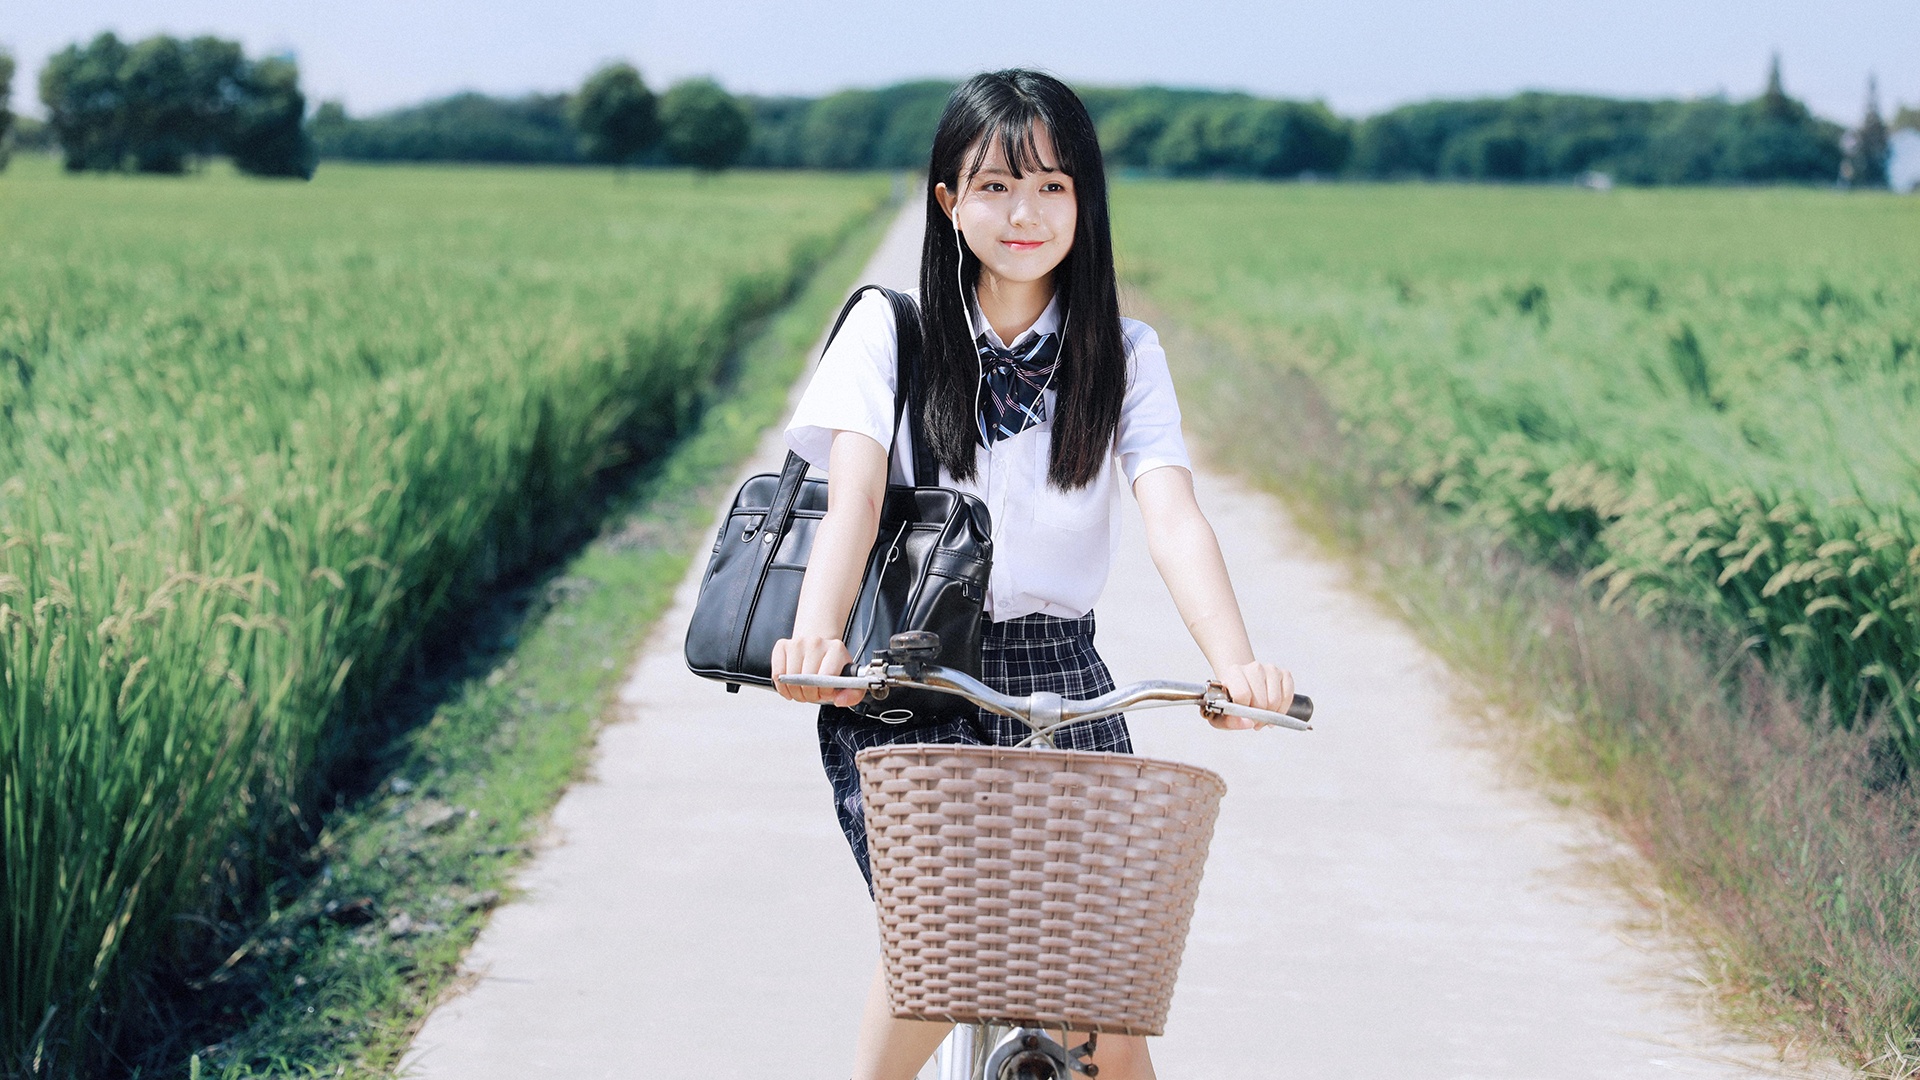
left=785, top=287, right=1192, bottom=622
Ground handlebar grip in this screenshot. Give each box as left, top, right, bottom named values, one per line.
left=1288, top=694, right=1314, bottom=722
left=1214, top=700, right=1313, bottom=732
left=774, top=673, right=876, bottom=690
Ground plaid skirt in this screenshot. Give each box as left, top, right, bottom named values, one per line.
left=818, top=611, right=1133, bottom=888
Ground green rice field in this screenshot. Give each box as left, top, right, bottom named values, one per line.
left=8, top=157, right=1916, bottom=1073
left=0, top=157, right=887, bottom=1071
left=1116, top=182, right=1920, bottom=758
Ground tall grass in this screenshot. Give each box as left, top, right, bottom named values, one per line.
left=135, top=201, right=903, bottom=1079
left=1115, top=181, right=1920, bottom=1065
left=1114, top=182, right=1920, bottom=760
left=0, top=158, right=887, bottom=1074
left=1159, top=326, right=1920, bottom=1068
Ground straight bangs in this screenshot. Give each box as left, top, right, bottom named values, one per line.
left=959, top=107, right=1082, bottom=187
left=918, top=70, right=1125, bottom=491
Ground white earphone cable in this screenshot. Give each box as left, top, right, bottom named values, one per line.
left=957, top=179, right=1070, bottom=446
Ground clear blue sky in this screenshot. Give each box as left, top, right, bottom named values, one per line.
left=6, top=0, right=1914, bottom=123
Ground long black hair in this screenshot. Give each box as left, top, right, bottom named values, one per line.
left=917, top=70, right=1126, bottom=490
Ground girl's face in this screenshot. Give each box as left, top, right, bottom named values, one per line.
left=936, top=124, right=1078, bottom=289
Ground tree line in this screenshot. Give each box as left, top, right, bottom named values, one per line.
left=310, top=64, right=752, bottom=171
left=0, top=40, right=1909, bottom=187
left=14, top=33, right=313, bottom=177
left=0, top=50, right=13, bottom=170
left=310, top=57, right=1900, bottom=187
left=1350, top=59, right=1861, bottom=185
left=306, top=79, right=1361, bottom=178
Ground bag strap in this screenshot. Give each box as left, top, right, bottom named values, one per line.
left=763, top=284, right=926, bottom=538
left=874, top=287, right=937, bottom=488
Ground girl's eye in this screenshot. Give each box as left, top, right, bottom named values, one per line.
left=984, top=182, right=1008, bottom=192
left=1043, top=182, right=1067, bottom=192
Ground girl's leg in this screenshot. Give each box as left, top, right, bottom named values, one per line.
left=1069, top=1031, right=1156, bottom=1079
left=851, top=961, right=951, bottom=1080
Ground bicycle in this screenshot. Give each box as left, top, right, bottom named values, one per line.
left=780, top=631, right=1314, bottom=1079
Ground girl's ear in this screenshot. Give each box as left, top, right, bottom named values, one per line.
left=933, top=182, right=958, bottom=221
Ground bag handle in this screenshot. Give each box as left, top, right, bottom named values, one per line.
left=764, top=285, right=926, bottom=538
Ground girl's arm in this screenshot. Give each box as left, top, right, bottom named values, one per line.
left=772, top=429, right=890, bottom=708
left=1132, top=465, right=1296, bottom=728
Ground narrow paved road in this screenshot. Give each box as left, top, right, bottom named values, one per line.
left=402, top=204, right=1787, bottom=1078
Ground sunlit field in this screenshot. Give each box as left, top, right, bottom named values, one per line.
left=1115, top=180, right=1920, bottom=1061
left=1117, top=182, right=1920, bottom=758
left=0, top=156, right=886, bottom=1070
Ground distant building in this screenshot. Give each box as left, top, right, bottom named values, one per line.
left=1892, top=130, right=1920, bottom=192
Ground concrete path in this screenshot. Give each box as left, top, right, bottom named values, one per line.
left=401, top=204, right=1789, bottom=1078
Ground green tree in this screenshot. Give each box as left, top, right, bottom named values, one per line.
left=120, top=36, right=250, bottom=172
left=1229, top=99, right=1351, bottom=176
left=316, top=93, right=579, bottom=163
left=1439, top=121, right=1530, bottom=179
left=1144, top=98, right=1351, bottom=177
left=1635, top=99, right=1735, bottom=183
left=120, top=35, right=196, bottom=172
left=40, top=33, right=310, bottom=176
left=1722, top=59, right=1843, bottom=183
left=1348, top=113, right=1415, bottom=177
left=1346, top=98, right=1507, bottom=178
left=570, top=62, right=659, bottom=166
left=800, top=89, right=881, bottom=169
left=1759, top=53, right=1793, bottom=121
left=0, top=48, right=14, bottom=171
left=228, top=55, right=314, bottom=178
left=740, top=95, right=810, bottom=166
left=1845, top=76, right=1891, bottom=188
left=1147, top=106, right=1214, bottom=173
left=1097, top=102, right=1171, bottom=169
left=40, top=32, right=133, bottom=171
left=869, top=81, right=952, bottom=168
left=181, top=36, right=248, bottom=153
left=660, top=78, right=751, bottom=172
left=310, top=98, right=349, bottom=140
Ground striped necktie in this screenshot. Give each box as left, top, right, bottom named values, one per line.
left=977, top=332, right=1061, bottom=446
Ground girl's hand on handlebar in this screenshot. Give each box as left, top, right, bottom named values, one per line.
left=1210, top=660, right=1295, bottom=730
left=771, top=635, right=864, bottom=708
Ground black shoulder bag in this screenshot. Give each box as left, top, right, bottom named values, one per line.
left=683, top=286, right=992, bottom=724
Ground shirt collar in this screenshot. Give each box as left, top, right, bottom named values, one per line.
left=966, top=288, right=1064, bottom=351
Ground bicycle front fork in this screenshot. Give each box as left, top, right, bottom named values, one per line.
left=932, top=1024, right=1099, bottom=1080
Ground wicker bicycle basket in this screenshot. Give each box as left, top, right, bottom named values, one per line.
left=855, top=743, right=1227, bottom=1036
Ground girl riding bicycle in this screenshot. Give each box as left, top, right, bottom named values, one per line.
left=772, top=69, right=1295, bottom=1080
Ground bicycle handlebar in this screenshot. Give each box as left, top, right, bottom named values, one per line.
left=777, top=633, right=1314, bottom=744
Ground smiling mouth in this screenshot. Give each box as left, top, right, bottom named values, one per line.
left=1001, top=240, right=1046, bottom=250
